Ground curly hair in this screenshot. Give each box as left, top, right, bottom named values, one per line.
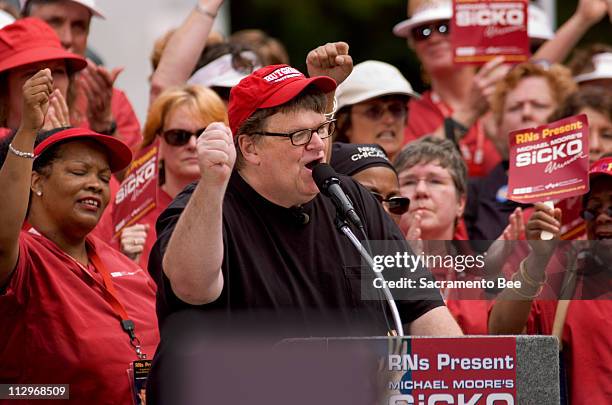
left=491, top=62, right=577, bottom=125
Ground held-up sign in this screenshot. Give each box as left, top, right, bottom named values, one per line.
left=387, top=337, right=517, bottom=404
left=111, top=142, right=159, bottom=239
left=508, top=114, right=590, bottom=204
left=452, top=0, right=529, bottom=65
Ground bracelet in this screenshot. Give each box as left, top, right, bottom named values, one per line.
left=8, top=143, right=36, bottom=159
left=195, top=3, right=217, bottom=19
left=519, top=258, right=547, bottom=287
left=510, top=271, right=544, bottom=299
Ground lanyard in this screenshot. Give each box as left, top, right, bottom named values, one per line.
left=430, top=92, right=485, bottom=166
left=66, top=246, right=146, bottom=360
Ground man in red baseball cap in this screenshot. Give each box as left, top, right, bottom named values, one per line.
left=148, top=41, right=460, bottom=361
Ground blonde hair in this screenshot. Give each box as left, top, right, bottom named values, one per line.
left=142, top=85, right=228, bottom=149
left=491, top=62, right=577, bottom=125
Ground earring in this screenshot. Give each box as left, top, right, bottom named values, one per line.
left=35, top=191, right=42, bottom=196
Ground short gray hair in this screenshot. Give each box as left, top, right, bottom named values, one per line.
left=394, top=136, right=467, bottom=197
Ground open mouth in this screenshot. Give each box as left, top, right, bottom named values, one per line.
left=305, top=158, right=323, bottom=170
left=376, top=131, right=396, bottom=140
left=596, top=233, right=612, bottom=240
left=77, top=197, right=101, bottom=210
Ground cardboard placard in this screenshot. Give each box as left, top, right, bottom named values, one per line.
left=388, top=337, right=517, bottom=404
left=112, top=143, right=159, bottom=239
left=452, top=0, right=529, bottom=65
left=508, top=114, right=590, bottom=204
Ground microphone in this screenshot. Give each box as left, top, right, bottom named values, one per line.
left=289, top=206, right=310, bottom=225
left=312, top=163, right=363, bottom=229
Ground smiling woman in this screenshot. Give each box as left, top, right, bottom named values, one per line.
left=0, top=69, right=159, bottom=403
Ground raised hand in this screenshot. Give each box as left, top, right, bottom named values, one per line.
left=575, top=0, right=609, bottom=25
left=454, top=56, right=510, bottom=128
left=78, top=60, right=123, bottom=133
left=20, top=69, right=53, bottom=132
left=306, top=42, right=353, bottom=86
left=526, top=202, right=562, bottom=258
left=42, top=89, right=71, bottom=131
left=197, top=122, right=236, bottom=189
left=120, top=224, right=149, bottom=262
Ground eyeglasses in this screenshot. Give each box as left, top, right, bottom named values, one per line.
left=354, top=102, right=407, bottom=121
left=252, top=119, right=336, bottom=146
left=161, top=128, right=206, bottom=146
left=411, top=21, right=450, bottom=42
left=582, top=205, right=612, bottom=221
left=371, top=192, right=410, bottom=215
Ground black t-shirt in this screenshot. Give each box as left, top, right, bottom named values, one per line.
left=149, top=171, right=443, bottom=336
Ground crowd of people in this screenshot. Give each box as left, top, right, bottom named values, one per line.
left=0, top=0, right=610, bottom=404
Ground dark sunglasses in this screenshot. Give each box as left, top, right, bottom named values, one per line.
left=411, top=21, right=450, bottom=42
left=582, top=206, right=612, bottom=221
left=161, top=128, right=206, bottom=146
left=371, top=192, right=410, bottom=215
left=356, top=102, right=407, bottom=121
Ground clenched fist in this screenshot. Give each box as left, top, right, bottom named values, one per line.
left=196, top=122, right=236, bottom=188
left=20, top=69, right=53, bottom=132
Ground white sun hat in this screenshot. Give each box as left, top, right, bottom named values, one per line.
left=528, top=3, right=555, bottom=41
left=0, top=9, right=15, bottom=29
left=188, top=51, right=261, bottom=89
left=20, top=0, right=105, bottom=19
left=393, top=0, right=452, bottom=38
left=336, top=60, right=420, bottom=110
left=574, top=53, right=612, bottom=83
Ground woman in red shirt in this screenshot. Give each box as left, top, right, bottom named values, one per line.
left=111, top=85, right=228, bottom=269
left=0, top=69, right=159, bottom=404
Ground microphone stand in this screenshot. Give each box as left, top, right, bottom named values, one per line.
left=334, top=217, right=405, bottom=337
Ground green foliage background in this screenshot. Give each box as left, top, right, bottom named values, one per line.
left=231, top=0, right=611, bottom=93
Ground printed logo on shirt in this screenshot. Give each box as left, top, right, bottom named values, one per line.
left=110, top=270, right=141, bottom=278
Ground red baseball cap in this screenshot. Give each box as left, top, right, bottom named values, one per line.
left=588, top=157, right=612, bottom=180
left=34, top=127, right=133, bottom=173
left=0, top=18, right=87, bottom=74
left=228, top=64, right=337, bottom=136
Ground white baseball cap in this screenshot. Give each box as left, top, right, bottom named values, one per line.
left=188, top=51, right=261, bottom=89
left=336, top=60, right=419, bottom=110
left=393, top=0, right=452, bottom=38
left=20, top=0, right=105, bottom=19
left=574, top=52, right=612, bottom=83
left=528, top=4, right=554, bottom=41
left=0, top=9, right=15, bottom=29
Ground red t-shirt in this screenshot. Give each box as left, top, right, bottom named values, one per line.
left=405, top=91, right=501, bottom=177
left=73, top=87, right=142, bottom=151
left=0, top=230, right=159, bottom=404
left=526, top=300, right=612, bottom=404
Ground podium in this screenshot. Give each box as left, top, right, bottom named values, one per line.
left=279, top=335, right=559, bottom=405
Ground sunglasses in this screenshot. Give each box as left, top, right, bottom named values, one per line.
left=582, top=206, right=612, bottom=221
left=371, top=192, right=410, bottom=215
left=161, top=128, right=206, bottom=146
left=411, top=21, right=450, bottom=42
left=355, top=102, right=407, bottom=121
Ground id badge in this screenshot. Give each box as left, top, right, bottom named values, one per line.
left=130, top=359, right=152, bottom=405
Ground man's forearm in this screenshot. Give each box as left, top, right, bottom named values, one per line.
left=162, top=181, right=225, bottom=305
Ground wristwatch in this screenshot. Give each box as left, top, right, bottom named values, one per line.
left=98, top=120, right=117, bottom=136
